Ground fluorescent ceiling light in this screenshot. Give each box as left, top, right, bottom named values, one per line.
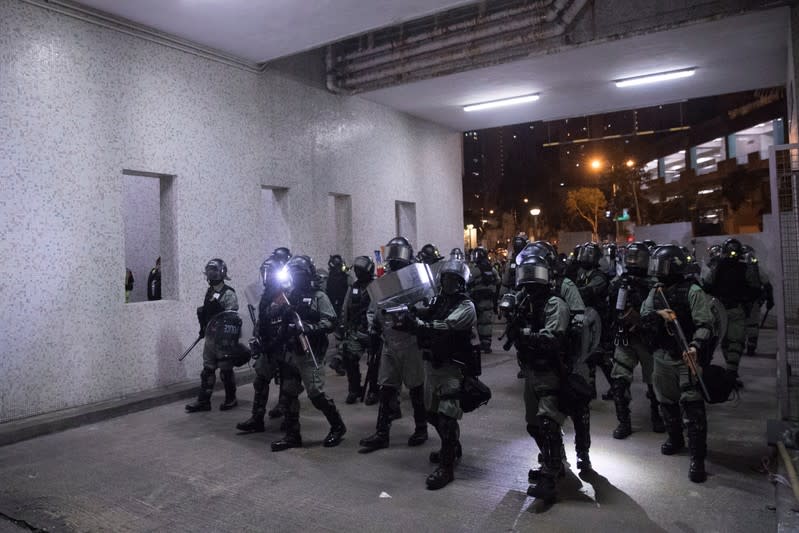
left=615, top=68, right=696, bottom=88
left=463, top=94, right=539, bottom=112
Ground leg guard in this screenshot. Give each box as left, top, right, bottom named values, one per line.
left=611, top=378, right=632, bottom=440
left=219, top=368, right=238, bottom=411
left=344, top=357, right=362, bottom=404
left=236, top=375, right=268, bottom=432
left=185, top=368, right=215, bottom=412
left=647, top=384, right=665, bottom=433
left=572, top=403, right=592, bottom=470
left=310, top=394, right=347, bottom=447
left=527, top=416, right=562, bottom=501
left=271, top=397, right=302, bottom=452
left=426, top=415, right=458, bottom=490
left=408, top=385, right=429, bottom=446
left=659, top=402, right=685, bottom=455
left=682, top=400, right=707, bottom=483
left=359, top=386, right=394, bottom=450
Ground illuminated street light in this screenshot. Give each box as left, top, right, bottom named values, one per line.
left=530, top=208, right=541, bottom=216
left=590, top=159, right=603, bottom=170
left=523, top=198, right=529, bottom=203
left=626, top=159, right=635, bottom=168
left=489, top=209, right=494, bottom=214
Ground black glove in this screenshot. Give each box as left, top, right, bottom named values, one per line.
left=198, top=327, right=205, bottom=339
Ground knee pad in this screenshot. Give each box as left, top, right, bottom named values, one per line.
left=281, top=377, right=303, bottom=397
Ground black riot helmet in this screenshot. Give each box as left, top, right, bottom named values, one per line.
left=741, top=244, right=758, bottom=264
left=603, top=242, right=617, bottom=260
left=516, top=241, right=557, bottom=267
left=436, top=258, right=471, bottom=295
left=352, top=255, right=375, bottom=282
left=417, top=243, right=443, bottom=265
left=516, top=255, right=553, bottom=301
left=328, top=254, right=347, bottom=273
left=624, top=242, right=650, bottom=276
left=648, top=244, right=687, bottom=284
left=286, top=255, right=316, bottom=291
left=259, top=256, right=281, bottom=288
left=577, top=242, right=602, bottom=268
left=205, top=258, right=229, bottom=284
left=708, top=244, right=722, bottom=260
left=512, top=235, right=528, bottom=256
left=272, top=247, right=292, bottom=265
left=449, top=247, right=465, bottom=260
left=721, top=238, right=743, bottom=260
left=384, top=237, right=414, bottom=271
left=471, top=246, right=488, bottom=263
left=642, top=240, right=657, bottom=251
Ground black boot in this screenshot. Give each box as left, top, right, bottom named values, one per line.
left=236, top=376, right=268, bottom=432
left=527, top=423, right=565, bottom=482
left=426, top=415, right=458, bottom=490
left=311, top=395, right=347, bottom=447
left=268, top=382, right=287, bottom=419
left=389, top=388, right=402, bottom=421
left=344, top=358, right=363, bottom=404
left=611, top=378, right=632, bottom=440
left=527, top=417, right=562, bottom=502
left=186, top=368, right=215, bottom=412
left=480, top=336, right=492, bottom=354
left=408, top=385, right=428, bottom=446
left=271, top=399, right=302, bottom=452
left=647, top=384, right=665, bottom=433
left=359, top=387, right=393, bottom=451
left=219, top=368, right=238, bottom=411
left=683, top=401, right=707, bottom=483
left=659, top=402, right=685, bottom=455
left=329, top=355, right=346, bottom=376
left=573, top=404, right=592, bottom=471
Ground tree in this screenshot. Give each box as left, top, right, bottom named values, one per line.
left=566, top=187, right=607, bottom=240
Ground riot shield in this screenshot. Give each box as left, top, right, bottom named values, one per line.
left=206, top=310, right=251, bottom=367
left=367, top=262, right=436, bottom=309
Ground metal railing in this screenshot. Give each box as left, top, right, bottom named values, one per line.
left=769, top=144, right=799, bottom=420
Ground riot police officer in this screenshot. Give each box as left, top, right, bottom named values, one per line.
left=742, top=245, right=774, bottom=356
left=270, top=255, right=347, bottom=451
left=502, top=254, right=570, bottom=503
left=360, top=237, right=429, bottom=451
left=641, top=245, right=714, bottom=482
left=186, top=258, right=240, bottom=413
left=412, top=258, right=477, bottom=490
left=575, top=243, right=613, bottom=399
left=334, top=256, right=376, bottom=404
left=417, top=243, right=444, bottom=265
left=265, top=246, right=293, bottom=422
left=609, top=242, right=664, bottom=439
left=501, top=235, right=528, bottom=294
left=468, top=246, right=500, bottom=353
left=702, top=238, right=760, bottom=384
left=326, top=254, right=350, bottom=376
left=515, top=241, right=594, bottom=482
left=236, top=254, right=289, bottom=433
left=449, top=247, right=465, bottom=261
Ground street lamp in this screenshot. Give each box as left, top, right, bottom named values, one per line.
left=523, top=198, right=529, bottom=204
left=590, top=159, right=603, bottom=171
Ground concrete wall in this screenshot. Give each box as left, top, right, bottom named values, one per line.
left=0, top=0, right=463, bottom=422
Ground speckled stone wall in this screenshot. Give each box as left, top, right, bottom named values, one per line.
left=0, top=0, right=463, bottom=422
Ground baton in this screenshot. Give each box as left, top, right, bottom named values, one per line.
left=178, top=336, right=202, bottom=361
left=760, top=307, right=771, bottom=329
left=280, top=292, right=319, bottom=369
left=656, top=287, right=711, bottom=400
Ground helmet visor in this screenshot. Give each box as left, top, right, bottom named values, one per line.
left=516, top=262, right=550, bottom=287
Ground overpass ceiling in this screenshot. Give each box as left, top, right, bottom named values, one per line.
left=361, top=9, right=789, bottom=131
left=74, top=0, right=477, bottom=62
